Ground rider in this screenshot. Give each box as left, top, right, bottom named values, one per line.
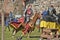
left=47, top=5, right=57, bottom=29
left=48, top=5, right=56, bottom=17
left=24, top=4, right=33, bottom=23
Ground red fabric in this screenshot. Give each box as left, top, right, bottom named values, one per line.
left=22, top=23, right=30, bottom=34
left=10, top=17, right=24, bottom=29
left=11, top=22, right=21, bottom=29
left=18, top=17, right=24, bottom=23
left=27, top=9, right=31, bottom=15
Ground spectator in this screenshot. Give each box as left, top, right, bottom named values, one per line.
left=5, top=18, right=10, bottom=31
left=9, top=11, right=14, bottom=21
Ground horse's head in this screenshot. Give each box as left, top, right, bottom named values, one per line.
left=34, top=12, right=41, bottom=18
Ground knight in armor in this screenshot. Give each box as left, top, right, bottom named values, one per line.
left=48, top=5, right=56, bottom=13
left=48, top=5, right=56, bottom=18
left=47, top=5, right=57, bottom=29
left=24, top=4, right=33, bottom=23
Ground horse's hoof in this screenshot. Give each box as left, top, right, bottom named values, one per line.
left=16, top=38, right=19, bottom=40
left=17, top=37, right=22, bottom=40
left=17, top=38, right=19, bottom=40
left=16, top=37, right=20, bottom=40
left=12, top=36, right=14, bottom=38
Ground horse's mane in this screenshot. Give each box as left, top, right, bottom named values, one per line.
left=22, top=13, right=40, bottom=27
left=31, top=13, right=40, bottom=24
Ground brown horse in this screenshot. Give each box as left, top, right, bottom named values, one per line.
left=10, top=12, right=41, bottom=36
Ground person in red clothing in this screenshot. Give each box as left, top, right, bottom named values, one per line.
left=25, top=4, right=33, bottom=23
left=17, top=16, right=25, bottom=23
left=22, top=23, right=30, bottom=34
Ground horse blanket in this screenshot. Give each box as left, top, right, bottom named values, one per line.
left=10, top=17, right=24, bottom=29
left=22, top=23, right=30, bottom=34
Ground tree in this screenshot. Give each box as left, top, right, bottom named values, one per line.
left=1, top=9, right=4, bottom=40
left=0, top=1, right=4, bottom=40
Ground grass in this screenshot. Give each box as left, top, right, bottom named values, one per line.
left=0, top=27, right=1, bottom=40
left=0, top=26, right=40, bottom=40
left=1, top=25, right=60, bottom=40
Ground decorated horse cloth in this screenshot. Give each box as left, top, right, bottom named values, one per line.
left=22, top=23, right=30, bottom=34
left=40, top=20, right=56, bottom=29
left=47, top=22, right=56, bottom=29
left=10, top=17, right=25, bottom=29
left=41, top=15, right=57, bottom=28
left=40, top=20, right=47, bottom=28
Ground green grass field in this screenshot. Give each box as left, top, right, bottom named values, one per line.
left=1, top=25, right=60, bottom=40
left=0, top=26, right=41, bottom=40
left=0, top=27, right=1, bottom=40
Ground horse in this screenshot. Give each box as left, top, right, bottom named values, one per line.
left=17, top=12, right=41, bottom=40
left=10, top=12, right=41, bottom=37
left=10, top=16, right=25, bottom=36
left=40, top=13, right=58, bottom=34
left=19, top=12, right=40, bottom=34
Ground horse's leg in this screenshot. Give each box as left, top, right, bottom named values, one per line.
left=12, top=29, right=17, bottom=37
left=27, top=30, right=31, bottom=38
left=27, top=27, right=34, bottom=38
left=36, top=25, right=40, bottom=32
left=41, top=27, right=44, bottom=33
left=17, top=32, right=25, bottom=40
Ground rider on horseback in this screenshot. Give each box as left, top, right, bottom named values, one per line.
left=24, top=4, right=33, bottom=23
left=47, top=5, right=58, bottom=22
left=47, top=5, right=57, bottom=29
